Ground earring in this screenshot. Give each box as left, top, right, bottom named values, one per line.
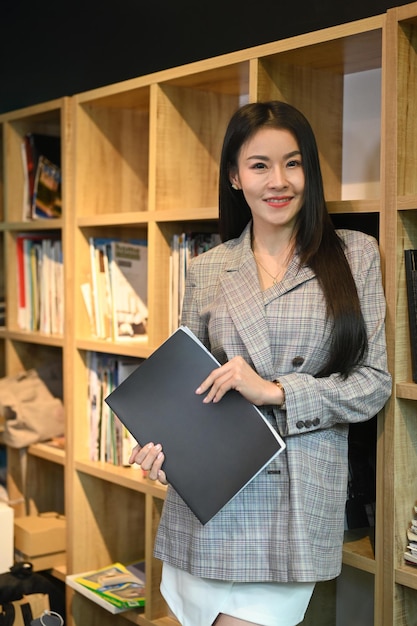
left=231, top=183, right=239, bottom=190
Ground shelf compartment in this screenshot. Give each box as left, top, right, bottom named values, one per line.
left=147, top=220, right=220, bottom=345
left=75, top=225, right=149, bottom=344
left=397, top=16, right=417, bottom=197
left=2, top=101, right=64, bottom=224
left=71, top=471, right=146, bottom=572
left=71, top=348, right=148, bottom=469
left=150, top=74, right=242, bottom=213
left=26, top=451, right=65, bottom=516
left=255, top=27, right=382, bottom=204
left=393, top=397, right=417, bottom=584
left=4, top=228, right=64, bottom=336
left=6, top=445, right=65, bottom=517
left=74, top=86, right=150, bottom=218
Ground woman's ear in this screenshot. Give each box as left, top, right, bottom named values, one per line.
left=229, top=172, right=240, bottom=190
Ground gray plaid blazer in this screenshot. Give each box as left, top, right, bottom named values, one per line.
left=154, top=224, right=392, bottom=583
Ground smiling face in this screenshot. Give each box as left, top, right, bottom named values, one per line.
left=229, top=127, right=305, bottom=238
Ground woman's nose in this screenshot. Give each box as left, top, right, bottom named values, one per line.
left=268, top=166, right=288, bottom=188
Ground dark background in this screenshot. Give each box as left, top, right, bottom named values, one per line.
left=0, top=0, right=413, bottom=114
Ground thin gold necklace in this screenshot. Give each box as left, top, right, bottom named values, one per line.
left=253, top=239, right=295, bottom=285
left=254, top=256, right=283, bottom=285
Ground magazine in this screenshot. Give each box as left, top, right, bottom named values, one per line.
left=70, top=561, right=145, bottom=611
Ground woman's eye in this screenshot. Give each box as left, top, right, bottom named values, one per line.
left=287, top=159, right=302, bottom=168
left=251, top=162, right=267, bottom=170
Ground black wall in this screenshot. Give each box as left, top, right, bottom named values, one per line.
left=0, top=0, right=413, bottom=114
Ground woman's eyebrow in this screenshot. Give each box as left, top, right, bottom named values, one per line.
left=246, top=150, right=302, bottom=161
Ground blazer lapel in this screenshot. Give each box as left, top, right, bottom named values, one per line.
left=219, top=225, right=316, bottom=379
left=218, top=227, right=273, bottom=378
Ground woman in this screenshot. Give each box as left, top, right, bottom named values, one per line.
left=130, top=101, right=392, bottom=626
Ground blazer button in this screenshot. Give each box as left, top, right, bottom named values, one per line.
left=296, top=420, right=305, bottom=429
left=312, top=418, right=320, bottom=426
left=304, top=420, right=312, bottom=428
left=292, top=356, right=304, bottom=367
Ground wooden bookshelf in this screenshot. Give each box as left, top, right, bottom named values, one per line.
left=3, top=4, right=417, bottom=624
left=380, top=4, right=417, bottom=625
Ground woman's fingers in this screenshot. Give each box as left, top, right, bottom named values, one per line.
left=129, top=442, right=168, bottom=485
left=195, top=357, right=275, bottom=406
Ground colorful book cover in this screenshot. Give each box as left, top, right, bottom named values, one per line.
left=21, top=133, right=61, bottom=220
left=32, top=155, right=62, bottom=219
left=74, top=561, right=145, bottom=610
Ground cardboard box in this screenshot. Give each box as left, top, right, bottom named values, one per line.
left=14, top=512, right=66, bottom=557
left=0, top=502, right=14, bottom=573
left=15, top=549, right=66, bottom=572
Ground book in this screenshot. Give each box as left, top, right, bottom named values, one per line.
left=115, top=357, right=142, bottom=465
left=21, top=133, right=61, bottom=220
left=67, top=561, right=145, bottom=613
left=404, top=504, right=417, bottom=566
left=105, top=325, right=286, bottom=524
left=404, top=551, right=417, bottom=566
left=108, top=239, right=148, bottom=341
left=405, top=249, right=417, bottom=383
left=32, top=155, right=62, bottom=219
left=169, top=232, right=220, bottom=333
left=16, top=232, right=63, bottom=333
left=86, top=238, right=148, bottom=340
left=87, top=352, right=143, bottom=464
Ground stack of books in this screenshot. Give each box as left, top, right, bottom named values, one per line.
left=404, top=504, right=417, bottom=566
left=16, top=232, right=63, bottom=333
left=82, top=237, right=148, bottom=341
left=87, top=352, right=143, bottom=465
left=67, top=561, right=145, bottom=614
left=169, top=232, right=220, bottom=333
left=21, top=132, right=61, bottom=220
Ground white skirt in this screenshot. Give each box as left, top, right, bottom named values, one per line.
left=161, top=562, right=315, bottom=626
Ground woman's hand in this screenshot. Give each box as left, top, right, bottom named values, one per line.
left=128, top=442, right=168, bottom=484
left=195, top=356, right=284, bottom=406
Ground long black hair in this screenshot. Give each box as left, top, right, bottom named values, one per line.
left=219, top=100, right=368, bottom=378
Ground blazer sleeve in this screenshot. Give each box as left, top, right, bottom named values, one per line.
left=279, top=233, right=392, bottom=436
